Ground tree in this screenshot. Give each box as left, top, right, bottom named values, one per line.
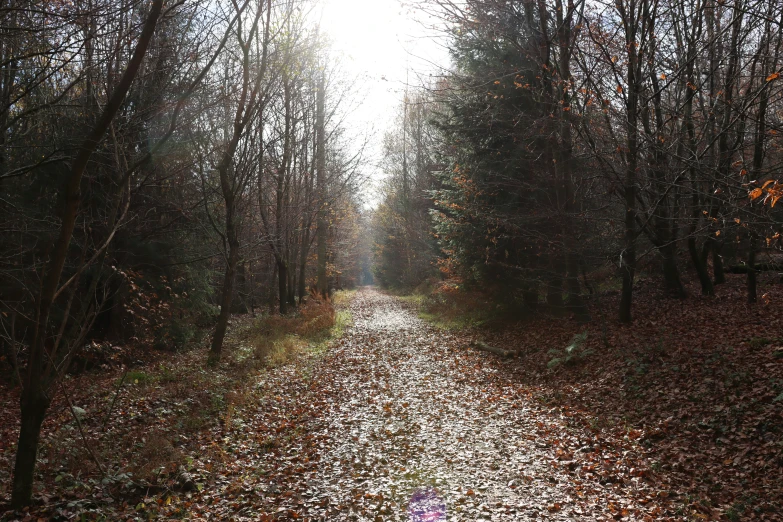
left=8, top=0, right=165, bottom=506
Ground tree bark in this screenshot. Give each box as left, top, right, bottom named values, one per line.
left=555, top=0, right=589, bottom=323
left=11, top=394, right=49, bottom=507
left=619, top=0, right=640, bottom=324
left=316, top=72, right=328, bottom=298
left=298, top=228, right=311, bottom=303
left=689, top=236, right=714, bottom=295
left=278, top=260, right=288, bottom=315
left=209, top=234, right=239, bottom=364
left=747, top=237, right=757, bottom=304
left=208, top=0, right=268, bottom=361
left=660, top=243, right=686, bottom=298
left=546, top=253, right=565, bottom=314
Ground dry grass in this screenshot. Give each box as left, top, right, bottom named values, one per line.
left=247, top=292, right=353, bottom=367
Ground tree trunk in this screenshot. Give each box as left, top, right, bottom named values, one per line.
left=689, top=237, right=714, bottom=295
left=269, top=262, right=277, bottom=314
left=712, top=243, right=726, bottom=284
left=566, top=252, right=590, bottom=322
left=315, top=73, right=328, bottom=298
left=703, top=237, right=726, bottom=285
left=298, top=234, right=309, bottom=304
left=11, top=391, right=50, bottom=508
left=287, top=260, right=296, bottom=308
left=661, top=243, right=686, bottom=298
left=546, top=254, right=565, bottom=315
left=208, top=0, right=268, bottom=361
left=523, top=283, right=538, bottom=312
left=618, top=0, right=642, bottom=324
left=618, top=247, right=635, bottom=323
left=278, top=260, right=288, bottom=315
left=209, top=237, right=239, bottom=364
left=747, top=238, right=757, bottom=303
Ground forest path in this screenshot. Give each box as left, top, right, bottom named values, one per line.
left=243, top=287, right=659, bottom=521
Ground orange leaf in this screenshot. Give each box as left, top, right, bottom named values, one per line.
left=617, top=85, right=623, bottom=93
left=766, top=72, right=780, bottom=82
left=749, top=188, right=763, bottom=200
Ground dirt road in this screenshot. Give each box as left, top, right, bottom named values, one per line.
left=235, top=288, right=665, bottom=521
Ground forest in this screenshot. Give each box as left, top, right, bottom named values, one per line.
left=1, top=0, right=782, bottom=520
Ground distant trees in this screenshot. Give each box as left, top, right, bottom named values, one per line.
left=382, top=0, right=783, bottom=319
left=373, top=91, right=439, bottom=288
left=0, top=0, right=367, bottom=508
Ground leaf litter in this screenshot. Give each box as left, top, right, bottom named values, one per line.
left=216, top=288, right=676, bottom=521
left=3, top=284, right=778, bottom=520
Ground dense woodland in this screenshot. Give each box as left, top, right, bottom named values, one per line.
left=0, top=0, right=370, bottom=509
left=375, top=0, right=783, bottom=313
left=1, top=0, right=783, bottom=519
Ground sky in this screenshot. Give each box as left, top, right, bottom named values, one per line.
left=316, top=0, right=450, bottom=206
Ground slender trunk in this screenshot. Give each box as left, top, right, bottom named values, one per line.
left=646, top=17, right=686, bottom=300
left=566, top=252, right=589, bottom=321
left=746, top=9, right=774, bottom=303
left=556, top=0, right=588, bottom=322
left=546, top=253, right=565, bottom=314
left=278, top=260, right=288, bottom=315
left=747, top=237, right=757, bottom=303
left=209, top=235, right=239, bottom=363
left=683, top=7, right=712, bottom=296
left=710, top=1, right=743, bottom=286
left=660, top=243, right=686, bottom=298
left=269, top=262, right=277, bottom=314
left=689, top=235, right=714, bottom=295
left=298, top=228, right=311, bottom=303
left=287, top=259, right=296, bottom=307
left=208, top=0, right=267, bottom=360
left=712, top=242, right=725, bottom=284
left=11, top=393, right=49, bottom=507
left=523, top=283, right=539, bottom=312
left=316, top=73, right=327, bottom=297
left=619, top=18, right=638, bottom=322
left=619, top=206, right=636, bottom=323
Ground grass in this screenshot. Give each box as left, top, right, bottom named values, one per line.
left=246, top=290, right=354, bottom=367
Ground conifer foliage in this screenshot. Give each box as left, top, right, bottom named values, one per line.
left=376, top=0, right=783, bottom=319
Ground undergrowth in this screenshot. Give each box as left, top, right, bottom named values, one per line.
left=395, top=282, right=502, bottom=330
left=246, top=290, right=354, bottom=366
left=0, top=291, right=356, bottom=518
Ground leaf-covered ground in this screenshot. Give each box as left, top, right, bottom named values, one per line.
left=245, top=288, right=676, bottom=521
left=2, top=284, right=781, bottom=520
left=467, top=275, right=783, bottom=521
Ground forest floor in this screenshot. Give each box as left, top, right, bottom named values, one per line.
left=1, top=282, right=782, bottom=521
